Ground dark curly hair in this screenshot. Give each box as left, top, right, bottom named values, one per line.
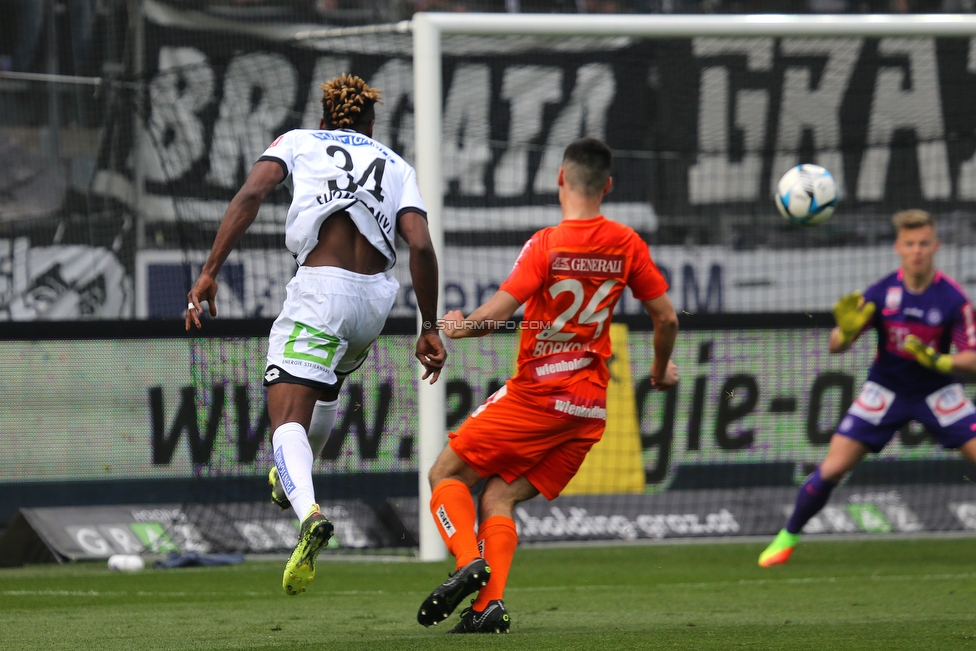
left=320, top=74, right=382, bottom=130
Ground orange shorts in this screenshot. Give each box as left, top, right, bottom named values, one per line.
left=449, top=379, right=607, bottom=500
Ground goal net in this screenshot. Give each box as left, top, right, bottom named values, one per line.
left=409, top=14, right=976, bottom=552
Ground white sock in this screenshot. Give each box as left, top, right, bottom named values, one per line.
left=272, top=423, right=315, bottom=520
left=307, top=399, right=339, bottom=459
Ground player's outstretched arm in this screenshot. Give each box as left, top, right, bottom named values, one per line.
left=829, top=291, right=875, bottom=353
left=440, top=291, right=521, bottom=340
left=642, top=293, right=679, bottom=391
left=398, top=211, right=446, bottom=383
left=186, top=160, right=283, bottom=330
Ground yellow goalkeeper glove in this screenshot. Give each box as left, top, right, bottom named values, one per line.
left=903, top=335, right=954, bottom=374
left=833, top=291, right=876, bottom=345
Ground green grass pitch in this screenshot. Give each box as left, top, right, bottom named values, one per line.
left=2, top=538, right=975, bottom=650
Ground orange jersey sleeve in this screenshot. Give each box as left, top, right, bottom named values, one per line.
left=627, top=235, right=668, bottom=301
left=499, top=233, right=548, bottom=304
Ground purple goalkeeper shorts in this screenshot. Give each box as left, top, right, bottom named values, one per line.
left=837, top=381, right=976, bottom=453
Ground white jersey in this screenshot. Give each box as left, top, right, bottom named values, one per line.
left=259, top=129, right=426, bottom=270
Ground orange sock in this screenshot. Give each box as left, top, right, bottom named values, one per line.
left=430, top=479, right=481, bottom=569
left=472, top=516, right=518, bottom=610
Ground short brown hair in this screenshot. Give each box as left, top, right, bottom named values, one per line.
left=892, top=209, right=935, bottom=234
left=562, top=138, right=612, bottom=197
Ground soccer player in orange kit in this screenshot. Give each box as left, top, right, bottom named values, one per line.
left=416, top=137, right=680, bottom=634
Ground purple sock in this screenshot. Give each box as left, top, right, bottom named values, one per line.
left=785, top=468, right=836, bottom=534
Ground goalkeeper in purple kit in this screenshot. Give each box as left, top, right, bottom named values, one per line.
left=759, top=209, right=976, bottom=566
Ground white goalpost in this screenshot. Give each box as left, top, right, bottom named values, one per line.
left=411, top=12, right=976, bottom=561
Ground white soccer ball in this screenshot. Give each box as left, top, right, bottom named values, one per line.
left=774, top=164, right=838, bottom=226
left=107, top=554, right=145, bottom=572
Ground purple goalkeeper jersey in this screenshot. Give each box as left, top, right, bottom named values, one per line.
left=858, top=269, right=976, bottom=396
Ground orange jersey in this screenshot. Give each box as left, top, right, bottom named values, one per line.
left=499, top=215, right=668, bottom=390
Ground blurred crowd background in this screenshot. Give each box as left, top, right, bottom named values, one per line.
left=0, top=0, right=971, bottom=94
left=0, top=0, right=973, bottom=90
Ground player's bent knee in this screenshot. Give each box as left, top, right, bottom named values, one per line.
left=427, top=454, right=454, bottom=487
left=959, top=438, right=976, bottom=465
left=429, top=446, right=481, bottom=488
left=819, top=459, right=857, bottom=483
left=478, top=477, right=526, bottom=519
left=427, top=466, right=474, bottom=490
left=819, top=468, right=848, bottom=483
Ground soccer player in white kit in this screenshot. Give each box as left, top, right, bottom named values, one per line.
left=186, top=75, right=445, bottom=595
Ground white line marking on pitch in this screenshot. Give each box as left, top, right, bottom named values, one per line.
left=506, top=572, right=976, bottom=593
left=5, top=573, right=972, bottom=599
left=0, top=589, right=392, bottom=598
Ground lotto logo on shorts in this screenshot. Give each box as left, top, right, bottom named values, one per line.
left=926, top=383, right=976, bottom=427
left=546, top=393, right=607, bottom=420
left=436, top=505, right=456, bottom=538
left=549, top=252, right=624, bottom=278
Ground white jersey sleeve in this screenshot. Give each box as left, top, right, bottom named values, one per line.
left=397, top=165, right=426, bottom=219
left=258, top=132, right=296, bottom=177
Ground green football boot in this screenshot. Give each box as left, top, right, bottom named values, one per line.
left=758, top=529, right=800, bottom=567
left=282, top=504, right=334, bottom=595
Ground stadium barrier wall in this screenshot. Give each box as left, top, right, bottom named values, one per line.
left=7, top=480, right=976, bottom=566
left=0, top=501, right=406, bottom=566
left=2, top=314, right=969, bottom=491
left=133, top=246, right=976, bottom=320
left=5, top=241, right=976, bottom=321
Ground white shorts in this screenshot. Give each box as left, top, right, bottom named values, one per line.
left=265, top=266, right=398, bottom=388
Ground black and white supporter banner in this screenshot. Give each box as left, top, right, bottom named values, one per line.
left=95, top=7, right=976, bottom=224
